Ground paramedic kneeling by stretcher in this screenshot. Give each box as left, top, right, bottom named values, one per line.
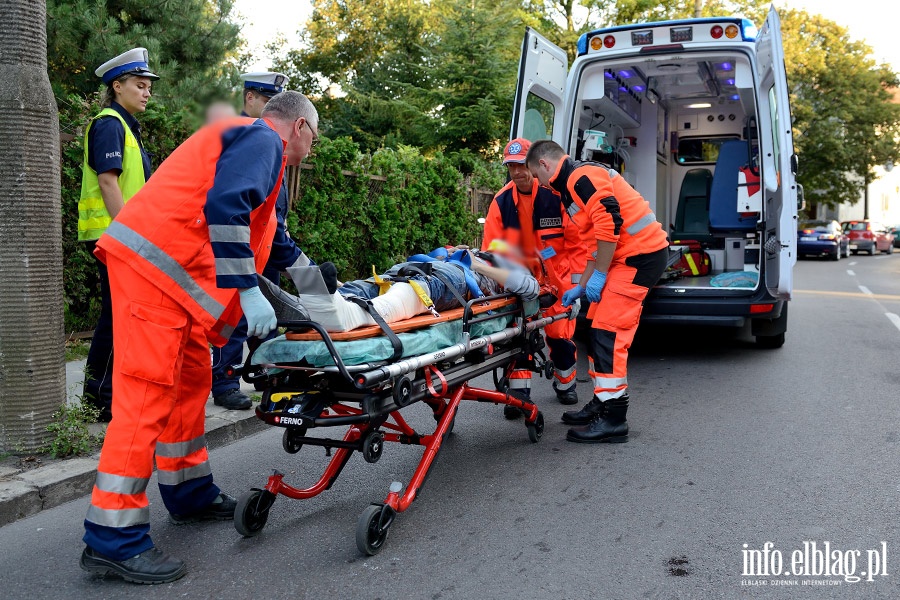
left=289, top=247, right=539, bottom=333
left=526, top=140, right=669, bottom=444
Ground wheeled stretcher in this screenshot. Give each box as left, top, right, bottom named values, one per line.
left=232, top=292, right=571, bottom=555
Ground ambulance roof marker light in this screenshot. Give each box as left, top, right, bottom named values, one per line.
left=710, top=25, right=724, bottom=39
left=590, top=36, right=604, bottom=51
left=604, top=35, right=616, bottom=48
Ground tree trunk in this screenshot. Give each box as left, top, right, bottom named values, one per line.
left=0, top=0, right=65, bottom=452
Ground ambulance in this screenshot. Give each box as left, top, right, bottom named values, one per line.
left=511, top=7, right=797, bottom=347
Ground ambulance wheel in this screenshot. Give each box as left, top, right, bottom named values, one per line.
left=356, top=504, right=393, bottom=556
left=526, top=411, right=545, bottom=443
left=361, top=431, right=384, bottom=464
left=282, top=427, right=306, bottom=454
left=234, top=489, right=275, bottom=537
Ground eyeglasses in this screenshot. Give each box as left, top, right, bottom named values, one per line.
left=303, top=120, right=320, bottom=148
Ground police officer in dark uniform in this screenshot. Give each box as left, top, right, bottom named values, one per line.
left=78, top=48, right=158, bottom=421
left=210, top=72, right=316, bottom=409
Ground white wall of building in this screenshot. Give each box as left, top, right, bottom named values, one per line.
left=827, top=165, right=900, bottom=226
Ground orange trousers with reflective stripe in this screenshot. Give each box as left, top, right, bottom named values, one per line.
left=586, top=250, right=666, bottom=400
left=85, top=255, right=219, bottom=554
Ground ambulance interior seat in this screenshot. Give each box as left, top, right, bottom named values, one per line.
left=672, top=168, right=713, bottom=244
left=709, top=139, right=758, bottom=232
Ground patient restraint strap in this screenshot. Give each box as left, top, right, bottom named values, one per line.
left=424, top=364, right=448, bottom=397
left=408, top=281, right=439, bottom=317
left=400, top=263, right=469, bottom=311
left=345, top=296, right=403, bottom=361
left=372, top=266, right=393, bottom=295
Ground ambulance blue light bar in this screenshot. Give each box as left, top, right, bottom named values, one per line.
left=576, top=17, right=757, bottom=56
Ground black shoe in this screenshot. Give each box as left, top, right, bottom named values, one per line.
left=561, top=394, right=618, bottom=425
left=319, top=261, right=339, bottom=294
left=80, top=546, right=186, bottom=584
left=555, top=387, right=579, bottom=405
left=169, top=492, right=237, bottom=525
left=213, top=389, right=252, bottom=410
left=503, top=404, right=524, bottom=420
left=566, top=397, right=629, bottom=443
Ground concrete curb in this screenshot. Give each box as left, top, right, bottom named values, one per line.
left=0, top=402, right=262, bottom=528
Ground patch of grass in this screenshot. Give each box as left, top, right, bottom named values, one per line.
left=44, top=399, right=104, bottom=458
left=65, top=339, right=90, bottom=362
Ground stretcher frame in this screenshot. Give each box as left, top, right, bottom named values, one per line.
left=232, top=292, right=571, bottom=555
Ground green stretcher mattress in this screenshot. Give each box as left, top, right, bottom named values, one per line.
left=252, top=300, right=538, bottom=368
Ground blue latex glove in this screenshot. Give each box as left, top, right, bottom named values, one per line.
left=560, top=284, right=585, bottom=307
left=585, top=271, right=607, bottom=303
left=240, top=286, right=277, bottom=338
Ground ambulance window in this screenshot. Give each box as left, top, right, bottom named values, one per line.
left=523, top=93, right=553, bottom=141
left=767, top=86, right=781, bottom=181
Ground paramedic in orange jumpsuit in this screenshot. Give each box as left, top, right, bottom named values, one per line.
left=79, top=91, right=320, bottom=584
left=482, top=138, right=587, bottom=413
left=526, top=140, right=668, bottom=443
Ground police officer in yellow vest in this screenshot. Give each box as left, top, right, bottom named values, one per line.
left=79, top=48, right=158, bottom=421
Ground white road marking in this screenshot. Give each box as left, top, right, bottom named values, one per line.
left=859, top=285, right=873, bottom=296
left=875, top=255, right=887, bottom=260
left=849, top=261, right=857, bottom=266
left=887, top=313, right=900, bottom=333
left=846, top=269, right=855, bottom=276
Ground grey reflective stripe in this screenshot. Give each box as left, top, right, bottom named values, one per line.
left=219, top=323, right=236, bottom=339
left=86, top=505, right=150, bottom=528
left=105, top=222, right=225, bottom=319
left=566, top=203, right=581, bottom=219
left=571, top=273, right=581, bottom=283
left=626, top=212, right=657, bottom=236
left=556, top=364, right=576, bottom=378
left=156, top=435, right=207, bottom=458
left=596, top=389, right=628, bottom=401
left=592, top=375, right=628, bottom=388
left=508, top=378, right=531, bottom=390
left=607, top=168, right=620, bottom=179
left=156, top=461, right=212, bottom=486
left=216, top=257, right=256, bottom=276
left=94, top=472, right=149, bottom=495
left=208, top=224, right=251, bottom=244
left=554, top=377, right=576, bottom=391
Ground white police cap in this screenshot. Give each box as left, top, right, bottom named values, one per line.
left=240, top=71, right=289, bottom=97
left=95, top=47, right=159, bottom=85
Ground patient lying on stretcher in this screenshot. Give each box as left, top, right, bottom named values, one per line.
left=261, top=246, right=540, bottom=332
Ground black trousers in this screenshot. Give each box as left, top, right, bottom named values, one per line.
left=83, top=243, right=114, bottom=411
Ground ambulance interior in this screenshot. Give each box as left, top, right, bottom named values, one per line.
left=563, top=52, right=763, bottom=290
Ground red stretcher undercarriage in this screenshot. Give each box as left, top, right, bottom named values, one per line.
left=231, top=292, right=570, bottom=555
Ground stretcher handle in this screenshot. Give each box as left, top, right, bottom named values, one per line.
left=273, top=320, right=359, bottom=385
left=462, top=292, right=521, bottom=335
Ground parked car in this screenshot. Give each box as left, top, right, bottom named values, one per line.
left=842, top=220, right=894, bottom=255
left=892, top=226, right=900, bottom=249
left=797, top=220, right=848, bottom=260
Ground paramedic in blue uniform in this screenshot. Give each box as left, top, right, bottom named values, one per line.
left=210, top=72, right=315, bottom=410
left=78, top=48, right=158, bottom=422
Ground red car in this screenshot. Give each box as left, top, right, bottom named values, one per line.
left=841, top=220, right=895, bottom=255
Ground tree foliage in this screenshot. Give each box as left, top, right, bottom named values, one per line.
left=47, top=0, right=244, bottom=108
left=780, top=9, right=900, bottom=213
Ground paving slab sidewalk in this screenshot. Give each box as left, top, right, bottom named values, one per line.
left=0, top=358, right=265, bottom=527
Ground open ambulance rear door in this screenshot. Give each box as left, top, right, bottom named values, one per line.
left=756, top=7, right=797, bottom=300
left=511, top=28, right=568, bottom=142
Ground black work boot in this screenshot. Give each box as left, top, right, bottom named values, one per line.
left=80, top=546, right=186, bottom=584
left=502, top=388, right=530, bottom=420
left=213, top=388, right=252, bottom=410
left=566, top=396, right=629, bottom=443
left=169, top=492, right=238, bottom=525
left=561, top=394, right=618, bottom=425
left=554, top=386, right=579, bottom=405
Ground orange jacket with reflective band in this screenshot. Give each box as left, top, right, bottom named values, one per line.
left=549, top=156, right=668, bottom=264
left=482, top=178, right=588, bottom=292
left=95, top=117, right=285, bottom=347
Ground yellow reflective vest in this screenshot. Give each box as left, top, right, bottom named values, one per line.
left=78, top=108, right=147, bottom=241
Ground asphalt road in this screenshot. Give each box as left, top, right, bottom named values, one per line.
left=2, top=254, right=899, bottom=600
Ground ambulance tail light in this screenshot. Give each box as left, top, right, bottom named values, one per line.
left=750, top=304, right=774, bottom=314
left=710, top=25, right=724, bottom=39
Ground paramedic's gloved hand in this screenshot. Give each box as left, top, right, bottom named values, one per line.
left=561, top=284, right=584, bottom=307
left=240, top=287, right=277, bottom=338
left=585, top=271, right=607, bottom=303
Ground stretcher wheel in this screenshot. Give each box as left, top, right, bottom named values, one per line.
left=361, top=431, right=384, bottom=464
left=234, top=489, right=275, bottom=537
left=356, top=504, right=394, bottom=556
left=282, top=427, right=306, bottom=454
left=526, top=411, right=545, bottom=443
left=393, top=376, right=414, bottom=407
left=543, top=361, right=555, bottom=380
